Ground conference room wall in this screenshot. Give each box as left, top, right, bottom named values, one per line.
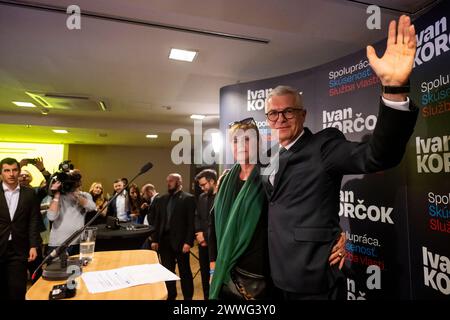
left=67, top=144, right=191, bottom=196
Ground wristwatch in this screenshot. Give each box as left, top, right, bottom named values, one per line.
left=382, top=80, right=410, bottom=94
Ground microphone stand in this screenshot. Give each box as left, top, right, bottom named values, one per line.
left=32, top=162, right=153, bottom=281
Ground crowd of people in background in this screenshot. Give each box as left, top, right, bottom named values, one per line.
left=0, top=155, right=223, bottom=300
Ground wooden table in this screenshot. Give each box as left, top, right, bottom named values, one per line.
left=26, top=250, right=168, bottom=300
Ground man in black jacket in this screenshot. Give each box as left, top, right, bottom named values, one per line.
left=140, top=183, right=160, bottom=245
left=0, top=158, right=42, bottom=300
left=152, top=173, right=196, bottom=300
left=262, top=15, right=418, bottom=299
left=194, top=169, right=217, bottom=300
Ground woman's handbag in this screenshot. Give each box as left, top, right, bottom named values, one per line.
left=226, top=267, right=267, bottom=300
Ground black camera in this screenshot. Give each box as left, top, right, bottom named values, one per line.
left=23, top=158, right=37, bottom=165
left=53, top=172, right=81, bottom=194
left=58, top=160, right=74, bottom=172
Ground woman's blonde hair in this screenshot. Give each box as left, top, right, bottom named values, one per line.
left=89, top=182, right=103, bottom=194
left=228, top=117, right=259, bottom=138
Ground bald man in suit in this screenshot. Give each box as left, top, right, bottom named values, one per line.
left=151, top=173, right=196, bottom=300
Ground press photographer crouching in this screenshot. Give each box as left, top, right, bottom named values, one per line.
left=46, top=168, right=96, bottom=256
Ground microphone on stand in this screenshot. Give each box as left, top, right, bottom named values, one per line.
left=31, top=162, right=154, bottom=281
left=139, top=162, right=153, bottom=175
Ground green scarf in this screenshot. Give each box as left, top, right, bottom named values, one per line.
left=209, top=164, right=265, bottom=299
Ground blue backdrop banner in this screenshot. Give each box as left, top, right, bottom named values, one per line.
left=219, top=1, right=449, bottom=300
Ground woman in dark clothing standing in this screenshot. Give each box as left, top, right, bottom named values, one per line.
left=209, top=117, right=271, bottom=300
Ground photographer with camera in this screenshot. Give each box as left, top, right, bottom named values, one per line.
left=20, top=157, right=51, bottom=182
left=46, top=169, right=96, bottom=256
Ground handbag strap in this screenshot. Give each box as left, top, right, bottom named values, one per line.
left=230, top=272, right=255, bottom=300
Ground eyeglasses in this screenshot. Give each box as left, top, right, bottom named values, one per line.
left=228, top=117, right=256, bottom=128
left=265, top=107, right=303, bottom=122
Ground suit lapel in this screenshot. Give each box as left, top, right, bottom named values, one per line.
left=288, top=128, right=312, bottom=154
left=273, top=150, right=290, bottom=191
left=172, top=191, right=183, bottom=216
left=272, top=128, right=313, bottom=197
left=161, top=194, right=170, bottom=223
left=12, top=187, right=25, bottom=222
left=0, top=189, right=11, bottom=222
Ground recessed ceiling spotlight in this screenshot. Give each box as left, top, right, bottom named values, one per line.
left=169, top=48, right=198, bottom=62
left=52, top=129, right=68, bottom=134
left=13, top=101, right=36, bottom=107
left=190, top=114, right=205, bottom=120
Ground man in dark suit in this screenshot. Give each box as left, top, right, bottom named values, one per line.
left=140, top=183, right=160, bottom=246
left=262, top=15, right=418, bottom=299
left=0, top=158, right=42, bottom=300
left=194, top=169, right=217, bottom=300
left=141, top=184, right=160, bottom=229
left=151, top=173, right=196, bottom=300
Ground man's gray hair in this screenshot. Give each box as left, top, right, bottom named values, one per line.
left=265, top=85, right=304, bottom=112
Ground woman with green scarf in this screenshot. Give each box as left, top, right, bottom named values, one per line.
left=209, top=117, right=271, bottom=300
left=208, top=117, right=346, bottom=300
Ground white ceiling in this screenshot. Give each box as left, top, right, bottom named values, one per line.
left=0, top=0, right=437, bottom=146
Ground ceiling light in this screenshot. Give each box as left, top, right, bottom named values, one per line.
left=24, top=92, right=50, bottom=114
left=169, top=48, right=197, bottom=62
left=13, top=101, right=36, bottom=107
left=146, top=134, right=158, bottom=139
left=53, top=129, right=68, bottom=134
left=99, top=100, right=107, bottom=111
left=190, top=114, right=205, bottom=120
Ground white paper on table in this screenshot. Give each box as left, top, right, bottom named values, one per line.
left=81, top=263, right=180, bottom=294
